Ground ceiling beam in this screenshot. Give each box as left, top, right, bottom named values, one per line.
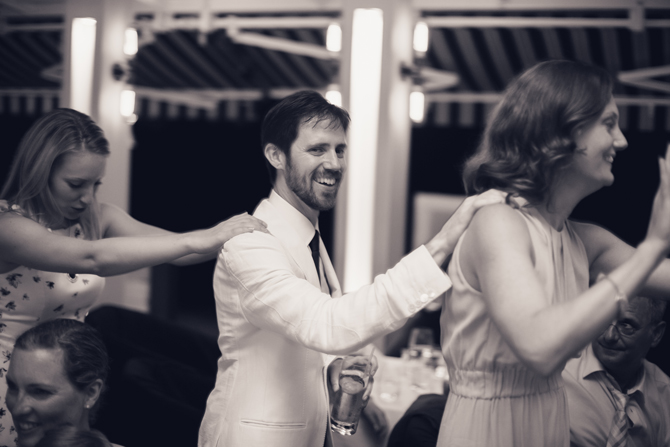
left=426, top=91, right=670, bottom=107
left=424, top=16, right=670, bottom=29
left=415, top=0, right=670, bottom=10
left=130, top=0, right=670, bottom=13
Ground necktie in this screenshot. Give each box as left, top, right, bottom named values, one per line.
left=604, top=374, right=631, bottom=447
left=309, top=230, right=321, bottom=284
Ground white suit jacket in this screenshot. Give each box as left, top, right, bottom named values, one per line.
left=198, top=191, right=452, bottom=447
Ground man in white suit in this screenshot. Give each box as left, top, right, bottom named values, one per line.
left=198, top=91, right=503, bottom=447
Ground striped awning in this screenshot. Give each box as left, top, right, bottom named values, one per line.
left=1, top=9, right=669, bottom=130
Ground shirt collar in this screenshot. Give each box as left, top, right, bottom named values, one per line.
left=268, top=189, right=318, bottom=246
left=579, top=344, right=607, bottom=380
left=581, top=344, right=645, bottom=397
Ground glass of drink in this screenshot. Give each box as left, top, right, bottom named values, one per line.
left=330, top=354, right=372, bottom=436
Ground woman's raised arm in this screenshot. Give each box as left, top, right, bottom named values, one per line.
left=461, top=192, right=670, bottom=377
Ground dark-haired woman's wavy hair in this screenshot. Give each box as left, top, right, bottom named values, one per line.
left=0, top=108, right=109, bottom=238
left=15, top=319, right=109, bottom=422
left=463, top=60, right=614, bottom=205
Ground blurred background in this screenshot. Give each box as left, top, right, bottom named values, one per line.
left=0, top=0, right=669, bottom=374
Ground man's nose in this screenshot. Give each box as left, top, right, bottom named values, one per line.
left=323, top=149, right=342, bottom=170
left=602, top=323, right=619, bottom=343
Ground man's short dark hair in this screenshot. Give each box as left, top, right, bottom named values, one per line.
left=261, top=90, right=350, bottom=184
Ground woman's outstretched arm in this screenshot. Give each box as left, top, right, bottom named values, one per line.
left=99, top=202, right=263, bottom=265
left=0, top=206, right=267, bottom=276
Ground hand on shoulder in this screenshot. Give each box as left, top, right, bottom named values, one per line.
left=424, top=189, right=508, bottom=266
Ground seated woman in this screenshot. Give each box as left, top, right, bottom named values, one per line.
left=0, top=108, right=266, bottom=446
left=437, top=60, right=670, bottom=446
left=5, top=318, right=116, bottom=447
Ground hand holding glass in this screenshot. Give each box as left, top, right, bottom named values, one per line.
left=330, top=354, right=375, bottom=435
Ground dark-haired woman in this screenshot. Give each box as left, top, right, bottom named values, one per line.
left=436, top=60, right=670, bottom=446
left=0, top=108, right=267, bottom=446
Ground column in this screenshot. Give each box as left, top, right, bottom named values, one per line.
left=334, top=0, right=416, bottom=293
left=63, top=0, right=147, bottom=312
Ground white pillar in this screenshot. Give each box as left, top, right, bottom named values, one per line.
left=63, top=0, right=148, bottom=312
left=334, top=0, right=415, bottom=293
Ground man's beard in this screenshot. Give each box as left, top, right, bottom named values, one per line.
left=285, top=160, right=339, bottom=211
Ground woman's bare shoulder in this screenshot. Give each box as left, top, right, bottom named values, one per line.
left=99, top=201, right=132, bottom=236
left=462, top=203, right=533, bottom=264
left=469, top=203, right=527, bottom=236
left=0, top=207, right=41, bottom=231
left=459, top=204, right=531, bottom=290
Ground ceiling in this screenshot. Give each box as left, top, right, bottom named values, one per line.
left=0, top=0, right=669, bottom=130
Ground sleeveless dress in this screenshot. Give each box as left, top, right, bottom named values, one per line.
left=437, top=207, right=589, bottom=447
left=0, top=201, right=105, bottom=447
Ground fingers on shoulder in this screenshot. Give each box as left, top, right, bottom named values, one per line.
left=222, top=232, right=282, bottom=269
left=474, top=188, right=508, bottom=205
left=471, top=203, right=522, bottom=229
left=224, top=229, right=274, bottom=250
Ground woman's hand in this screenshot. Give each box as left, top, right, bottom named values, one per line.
left=425, top=189, right=508, bottom=267
left=187, top=213, right=268, bottom=254
left=644, top=144, right=670, bottom=255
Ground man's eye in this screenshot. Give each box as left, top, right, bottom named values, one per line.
left=618, top=323, right=636, bottom=335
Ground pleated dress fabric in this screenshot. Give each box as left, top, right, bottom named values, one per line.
left=437, top=207, right=589, bottom=447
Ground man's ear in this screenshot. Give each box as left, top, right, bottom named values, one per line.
left=650, top=321, right=666, bottom=348
left=264, top=143, right=286, bottom=171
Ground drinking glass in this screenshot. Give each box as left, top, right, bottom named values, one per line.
left=330, top=354, right=372, bottom=435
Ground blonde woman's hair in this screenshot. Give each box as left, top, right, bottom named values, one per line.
left=0, top=108, right=109, bottom=239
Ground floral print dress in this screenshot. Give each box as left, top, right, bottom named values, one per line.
left=0, top=202, right=105, bottom=447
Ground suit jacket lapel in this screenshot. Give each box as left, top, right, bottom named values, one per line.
left=253, top=199, right=321, bottom=289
